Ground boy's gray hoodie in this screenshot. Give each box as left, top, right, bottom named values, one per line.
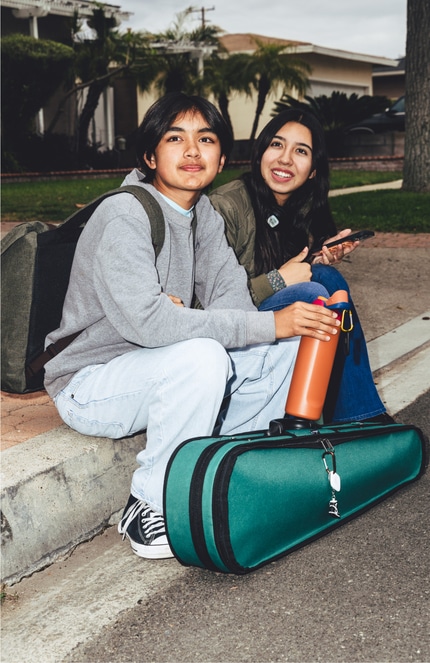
left=44, top=170, right=276, bottom=398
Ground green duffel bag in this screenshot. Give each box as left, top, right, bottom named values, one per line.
left=164, top=420, right=428, bottom=574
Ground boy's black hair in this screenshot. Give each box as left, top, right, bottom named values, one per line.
left=136, top=93, right=234, bottom=180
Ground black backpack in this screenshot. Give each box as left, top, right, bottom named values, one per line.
left=1, top=185, right=165, bottom=393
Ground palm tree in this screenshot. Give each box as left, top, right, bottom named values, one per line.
left=72, top=8, right=138, bottom=158
left=162, top=55, right=201, bottom=94
left=202, top=52, right=255, bottom=136
left=245, top=39, right=310, bottom=143
left=149, top=10, right=222, bottom=96
left=46, top=9, right=155, bottom=164
left=274, top=91, right=390, bottom=130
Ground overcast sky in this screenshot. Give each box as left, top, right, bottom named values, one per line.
left=117, top=0, right=406, bottom=60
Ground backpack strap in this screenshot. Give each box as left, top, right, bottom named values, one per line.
left=25, top=185, right=167, bottom=382
left=56, top=184, right=165, bottom=257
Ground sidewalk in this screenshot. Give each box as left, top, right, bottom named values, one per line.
left=2, top=180, right=430, bottom=586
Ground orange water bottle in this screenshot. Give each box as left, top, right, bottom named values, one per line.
left=285, top=290, right=352, bottom=421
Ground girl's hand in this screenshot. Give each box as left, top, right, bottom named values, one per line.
left=312, top=228, right=359, bottom=265
left=274, top=301, right=340, bottom=340
left=278, top=247, right=312, bottom=284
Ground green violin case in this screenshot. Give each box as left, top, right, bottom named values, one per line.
left=164, top=421, right=428, bottom=574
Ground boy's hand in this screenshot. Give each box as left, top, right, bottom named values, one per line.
left=273, top=301, right=340, bottom=340
left=167, top=294, right=185, bottom=307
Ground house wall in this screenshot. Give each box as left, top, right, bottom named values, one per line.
left=113, top=76, right=138, bottom=139
left=372, top=74, right=404, bottom=101
left=226, top=89, right=283, bottom=141
left=302, top=53, right=373, bottom=96
left=136, top=89, right=154, bottom=126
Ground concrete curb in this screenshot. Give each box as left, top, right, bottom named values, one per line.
left=1, top=426, right=146, bottom=585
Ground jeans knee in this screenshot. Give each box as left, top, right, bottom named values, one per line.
left=307, top=281, right=329, bottom=300
left=312, top=264, right=350, bottom=294
left=187, top=338, right=231, bottom=389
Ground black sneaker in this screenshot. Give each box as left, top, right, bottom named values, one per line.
left=118, top=494, right=173, bottom=559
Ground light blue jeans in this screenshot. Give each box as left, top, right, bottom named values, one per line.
left=258, top=264, right=386, bottom=422
left=54, top=337, right=299, bottom=513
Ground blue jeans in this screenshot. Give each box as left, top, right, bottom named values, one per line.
left=54, top=337, right=299, bottom=513
left=258, top=264, right=386, bottom=423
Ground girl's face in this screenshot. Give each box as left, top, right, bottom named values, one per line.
left=144, top=110, right=225, bottom=209
left=260, top=121, right=316, bottom=205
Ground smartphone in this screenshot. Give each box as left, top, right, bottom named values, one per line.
left=323, top=230, right=375, bottom=249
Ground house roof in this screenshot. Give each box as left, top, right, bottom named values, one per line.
left=219, top=33, right=398, bottom=67
left=0, top=0, right=130, bottom=22
left=373, top=56, right=405, bottom=76
left=219, top=33, right=310, bottom=52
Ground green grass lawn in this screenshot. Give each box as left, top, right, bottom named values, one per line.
left=2, top=169, right=428, bottom=233
left=330, top=190, right=430, bottom=233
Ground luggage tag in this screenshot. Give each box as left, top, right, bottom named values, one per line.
left=321, top=439, right=341, bottom=519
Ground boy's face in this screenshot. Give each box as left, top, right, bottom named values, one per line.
left=144, top=110, right=226, bottom=208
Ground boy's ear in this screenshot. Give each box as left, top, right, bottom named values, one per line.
left=217, top=154, right=226, bottom=173
left=144, top=153, right=156, bottom=170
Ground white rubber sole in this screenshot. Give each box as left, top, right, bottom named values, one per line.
left=125, top=532, right=174, bottom=560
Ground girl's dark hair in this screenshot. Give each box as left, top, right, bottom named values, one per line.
left=136, top=93, right=234, bottom=180
left=244, top=109, right=337, bottom=273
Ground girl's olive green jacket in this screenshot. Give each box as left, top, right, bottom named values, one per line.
left=209, top=179, right=275, bottom=307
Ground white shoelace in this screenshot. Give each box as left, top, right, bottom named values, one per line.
left=119, top=500, right=165, bottom=542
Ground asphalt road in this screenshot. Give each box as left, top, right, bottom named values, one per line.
left=64, top=393, right=430, bottom=663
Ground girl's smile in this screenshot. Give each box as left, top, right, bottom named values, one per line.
left=271, top=168, right=294, bottom=181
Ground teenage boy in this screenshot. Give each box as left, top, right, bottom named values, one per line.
left=44, top=93, right=340, bottom=560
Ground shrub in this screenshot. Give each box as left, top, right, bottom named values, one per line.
left=273, top=92, right=391, bottom=157
left=1, top=34, right=74, bottom=170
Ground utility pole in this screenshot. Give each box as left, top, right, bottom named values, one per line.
left=151, top=6, right=217, bottom=81
left=190, top=5, right=215, bottom=29
left=188, top=6, right=216, bottom=78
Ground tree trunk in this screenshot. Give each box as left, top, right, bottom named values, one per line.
left=47, top=66, right=128, bottom=136
left=402, top=0, right=430, bottom=192
left=249, top=76, right=270, bottom=144
left=77, top=79, right=106, bottom=160
left=218, top=92, right=234, bottom=138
